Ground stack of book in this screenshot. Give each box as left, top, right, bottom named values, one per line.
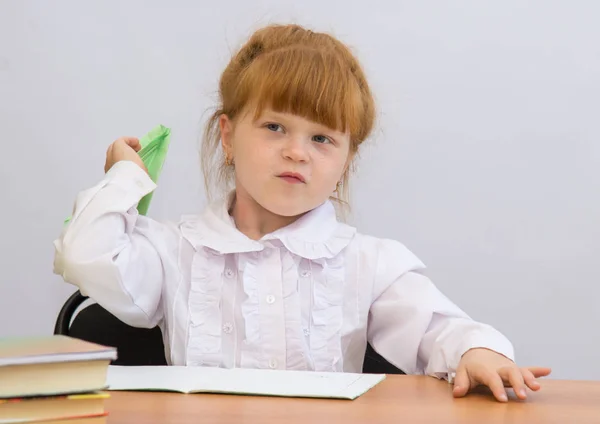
left=0, top=335, right=117, bottom=424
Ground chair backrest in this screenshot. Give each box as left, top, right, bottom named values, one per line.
left=363, top=343, right=406, bottom=374
left=55, top=290, right=404, bottom=373
left=54, top=291, right=167, bottom=366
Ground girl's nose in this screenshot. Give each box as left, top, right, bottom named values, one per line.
left=282, top=136, right=310, bottom=163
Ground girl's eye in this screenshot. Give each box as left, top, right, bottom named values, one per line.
left=265, top=123, right=283, bottom=132
left=312, top=135, right=331, bottom=144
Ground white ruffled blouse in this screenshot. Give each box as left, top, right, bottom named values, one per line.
left=53, top=161, right=514, bottom=378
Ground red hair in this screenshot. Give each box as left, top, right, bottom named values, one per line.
left=202, top=24, right=375, bottom=202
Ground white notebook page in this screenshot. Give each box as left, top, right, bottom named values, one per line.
left=107, top=365, right=386, bottom=400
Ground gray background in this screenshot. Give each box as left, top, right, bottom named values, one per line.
left=1, top=0, right=598, bottom=379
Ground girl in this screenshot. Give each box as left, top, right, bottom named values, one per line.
left=53, top=24, right=550, bottom=402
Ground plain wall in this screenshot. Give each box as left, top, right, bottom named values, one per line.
left=1, top=0, right=598, bottom=379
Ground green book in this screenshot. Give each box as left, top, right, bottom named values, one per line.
left=64, top=124, right=171, bottom=224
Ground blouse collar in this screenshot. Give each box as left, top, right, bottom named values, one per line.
left=180, top=192, right=356, bottom=260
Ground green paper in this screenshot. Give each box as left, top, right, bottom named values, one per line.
left=64, top=125, right=171, bottom=224
left=136, top=124, right=171, bottom=215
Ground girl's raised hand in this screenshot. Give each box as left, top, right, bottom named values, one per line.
left=104, top=137, right=147, bottom=173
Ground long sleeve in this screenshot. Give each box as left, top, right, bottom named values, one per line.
left=53, top=160, right=177, bottom=328
left=367, top=240, right=514, bottom=380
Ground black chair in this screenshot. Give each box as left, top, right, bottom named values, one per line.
left=363, top=343, right=406, bottom=375
left=55, top=290, right=404, bottom=374
left=54, top=291, right=167, bottom=366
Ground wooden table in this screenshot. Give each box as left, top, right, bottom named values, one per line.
left=105, top=376, right=600, bottom=423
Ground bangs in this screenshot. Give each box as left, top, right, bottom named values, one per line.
left=234, top=46, right=366, bottom=141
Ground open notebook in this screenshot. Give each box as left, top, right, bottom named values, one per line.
left=107, top=366, right=385, bottom=400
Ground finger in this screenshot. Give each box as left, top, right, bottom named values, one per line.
left=453, top=366, right=471, bottom=398
left=527, top=367, right=552, bottom=378
left=521, top=368, right=541, bottom=392
left=478, top=371, right=508, bottom=402
left=121, top=137, right=141, bottom=152
left=104, top=144, right=114, bottom=173
left=500, top=367, right=527, bottom=400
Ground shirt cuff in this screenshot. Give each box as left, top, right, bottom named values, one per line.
left=460, top=330, right=515, bottom=361
left=105, top=160, right=157, bottom=197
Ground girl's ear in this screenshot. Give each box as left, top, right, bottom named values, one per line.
left=219, top=114, right=234, bottom=157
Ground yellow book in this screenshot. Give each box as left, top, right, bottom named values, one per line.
left=0, top=392, right=108, bottom=424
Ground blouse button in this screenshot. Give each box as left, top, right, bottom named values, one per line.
left=269, top=359, right=278, bottom=369
left=266, top=295, right=276, bottom=304
left=303, top=328, right=310, bottom=337
left=224, top=268, right=235, bottom=278
left=300, top=270, right=311, bottom=278
left=222, top=322, right=233, bottom=334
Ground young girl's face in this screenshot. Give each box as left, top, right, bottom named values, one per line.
left=221, top=108, right=351, bottom=217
